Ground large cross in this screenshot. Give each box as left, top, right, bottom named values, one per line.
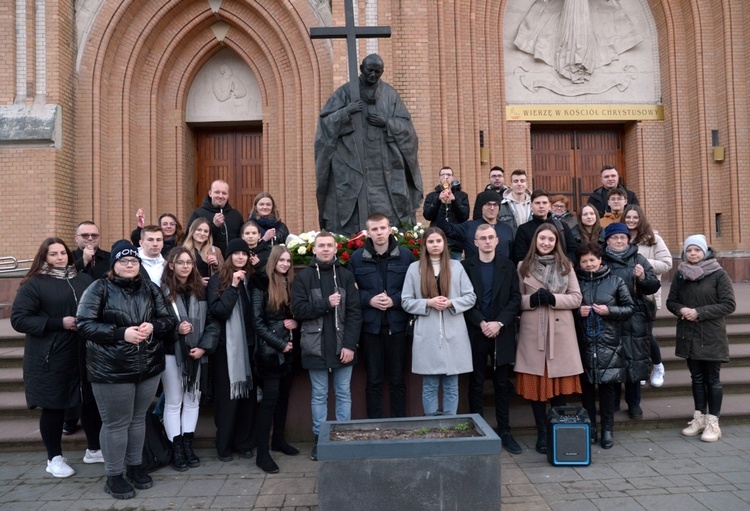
left=309, top=0, right=391, bottom=103
left=310, top=0, right=392, bottom=230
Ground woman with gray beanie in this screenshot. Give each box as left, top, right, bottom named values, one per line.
left=667, top=235, right=735, bottom=442
left=76, top=240, right=176, bottom=499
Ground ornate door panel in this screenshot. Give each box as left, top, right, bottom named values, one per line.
left=531, top=126, right=623, bottom=212
left=195, top=128, right=263, bottom=219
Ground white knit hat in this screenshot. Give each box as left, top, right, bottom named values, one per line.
left=683, top=234, right=708, bottom=256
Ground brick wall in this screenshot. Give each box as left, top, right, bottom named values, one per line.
left=1, top=0, right=750, bottom=274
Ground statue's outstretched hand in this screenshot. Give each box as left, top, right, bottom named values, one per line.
left=346, top=99, right=364, bottom=114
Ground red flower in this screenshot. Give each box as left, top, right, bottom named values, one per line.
left=412, top=249, right=419, bottom=256
left=341, top=252, right=350, bottom=261
left=337, top=242, right=343, bottom=249
left=408, top=239, right=415, bottom=246
left=355, top=240, right=364, bottom=248
left=347, top=241, right=355, bottom=249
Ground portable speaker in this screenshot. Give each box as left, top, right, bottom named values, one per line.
left=546, top=406, right=591, bottom=466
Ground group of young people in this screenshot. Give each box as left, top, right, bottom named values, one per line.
left=12, top=189, right=299, bottom=500
left=12, top=170, right=736, bottom=500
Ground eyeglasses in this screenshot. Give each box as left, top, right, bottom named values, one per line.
left=174, top=260, right=194, bottom=266
left=483, top=203, right=499, bottom=208
left=117, top=258, right=140, bottom=266
left=77, top=233, right=100, bottom=239
left=552, top=204, right=566, bottom=209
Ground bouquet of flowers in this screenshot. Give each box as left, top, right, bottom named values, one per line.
left=285, top=224, right=425, bottom=266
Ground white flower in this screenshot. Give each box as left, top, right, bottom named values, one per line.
left=297, top=246, right=307, bottom=255
left=391, top=226, right=399, bottom=234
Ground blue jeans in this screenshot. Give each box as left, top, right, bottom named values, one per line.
left=309, top=366, right=353, bottom=435
left=422, top=374, right=459, bottom=415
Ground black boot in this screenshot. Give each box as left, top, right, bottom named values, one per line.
left=105, top=474, right=136, bottom=499
left=530, top=401, right=548, bottom=454
left=271, top=440, right=300, bottom=456
left=171, top=435, right=188, bottom=472
left=125, top=464, right=153, bottom=490
left=256, top=449, right=280, bottom=473
left=183, top=432, right=200, bottom=468
left=601, top=430, right=614, bottom=449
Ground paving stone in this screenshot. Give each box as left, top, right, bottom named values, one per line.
left=634, top=493, right=709, bottom=510
left=590, top=496, right=647, bottom=510
left=210, top=495, right=258, bottom=509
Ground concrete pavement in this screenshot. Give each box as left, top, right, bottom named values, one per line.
left=1, top=424, right=749, bottom=510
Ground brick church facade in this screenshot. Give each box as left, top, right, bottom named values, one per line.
left=2, top=0, right=749, bottom=278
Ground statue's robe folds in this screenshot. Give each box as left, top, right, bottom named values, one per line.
left=315, top=79, right=422, bottom=235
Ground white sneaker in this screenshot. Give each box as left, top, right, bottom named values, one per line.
left=83, top=449, right=104, bottom=464
left=650, top=363, right=665, bottom=387
left=640, top=380, right=646, bottom=386
left=46, top=455, right=75, bottom=478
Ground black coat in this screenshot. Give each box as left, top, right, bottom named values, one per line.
left=12, top=272, right=93, bottom=409
left=206, top=273, right=255, bottom=350
left=512, top=214, right=579, bottom=263
left=461, top=254, right=521, bottom=366
left=587, top=185, right=639, bottom=217
left=666, top=254, right=735, bottom=362
left=73, top=248, right=111, bottom=280
left=77, top=275, right=176, bottom=384
left=250, top=273, right=295, bottom=378
left=602, top=245, right=660, bottom=382
left=188, top=196, right=245, bottom=254
left=291, top=258, right=361, bottom=370
left=423, top=183, right=470, bottom=254
left=575, top=265, right=635, bottom=384
left=348, top=236, right=414, bottom=335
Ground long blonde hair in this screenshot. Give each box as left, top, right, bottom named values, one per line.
left=184, top=217, right=223, bottom=266
left=418, top=227, right=451, bottom=298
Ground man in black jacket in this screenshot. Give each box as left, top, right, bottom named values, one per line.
left=292, top=232, right=362, bottom=461
left=73, top=221, right=111, bottom=280
left=462, top=224, right=522, bottom=454
left=348, top=213, right=414, bottom=419
left=187, top=180, right=244, bottom=254
left=587, top=165, right=639, bottom=217
left=512, top=189, right=578, bottom=263
left=422, top=166, right=470, bottom=259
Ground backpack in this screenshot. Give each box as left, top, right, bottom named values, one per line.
left=141, top=404, right=172, bottom=473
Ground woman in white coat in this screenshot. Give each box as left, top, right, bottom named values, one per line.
left=402, top=227, right=476, bottom=415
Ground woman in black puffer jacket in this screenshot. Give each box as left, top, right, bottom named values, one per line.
left=77, top=240, right=176, bottom=500
left=575, top=242, right=635, bottom=449
left=251, top=245, right=299, bottom=474
left=601, top=223, right=660, bottom=419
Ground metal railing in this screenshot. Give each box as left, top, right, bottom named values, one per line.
left=0, top=256, right=32, bottom=275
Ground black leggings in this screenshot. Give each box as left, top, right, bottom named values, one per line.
left=40, top=408, right=66, bottom=460
left=686, top=358, right=722, bottom=417
left=648, top=324, right=662, bottom=365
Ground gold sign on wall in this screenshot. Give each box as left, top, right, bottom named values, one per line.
left=506, top=104, right=664, bottom=121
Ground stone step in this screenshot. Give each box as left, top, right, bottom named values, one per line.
left=0, top=367, right=23, bottom=392
left=0, top=347, right=23, bottom=369
left=658, top=342, right=750, bottom=369
left=653, top=322, right=750, bottom=346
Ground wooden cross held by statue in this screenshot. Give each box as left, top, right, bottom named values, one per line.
left=310, top=0, right=391, bottom=230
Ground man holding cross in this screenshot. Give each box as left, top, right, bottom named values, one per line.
left=314, top=54, right=423, bottom=235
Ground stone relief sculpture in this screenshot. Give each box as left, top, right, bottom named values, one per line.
left=513, top=0, right=643, bottom=96
left=212, top=64, right=248, bottom=102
